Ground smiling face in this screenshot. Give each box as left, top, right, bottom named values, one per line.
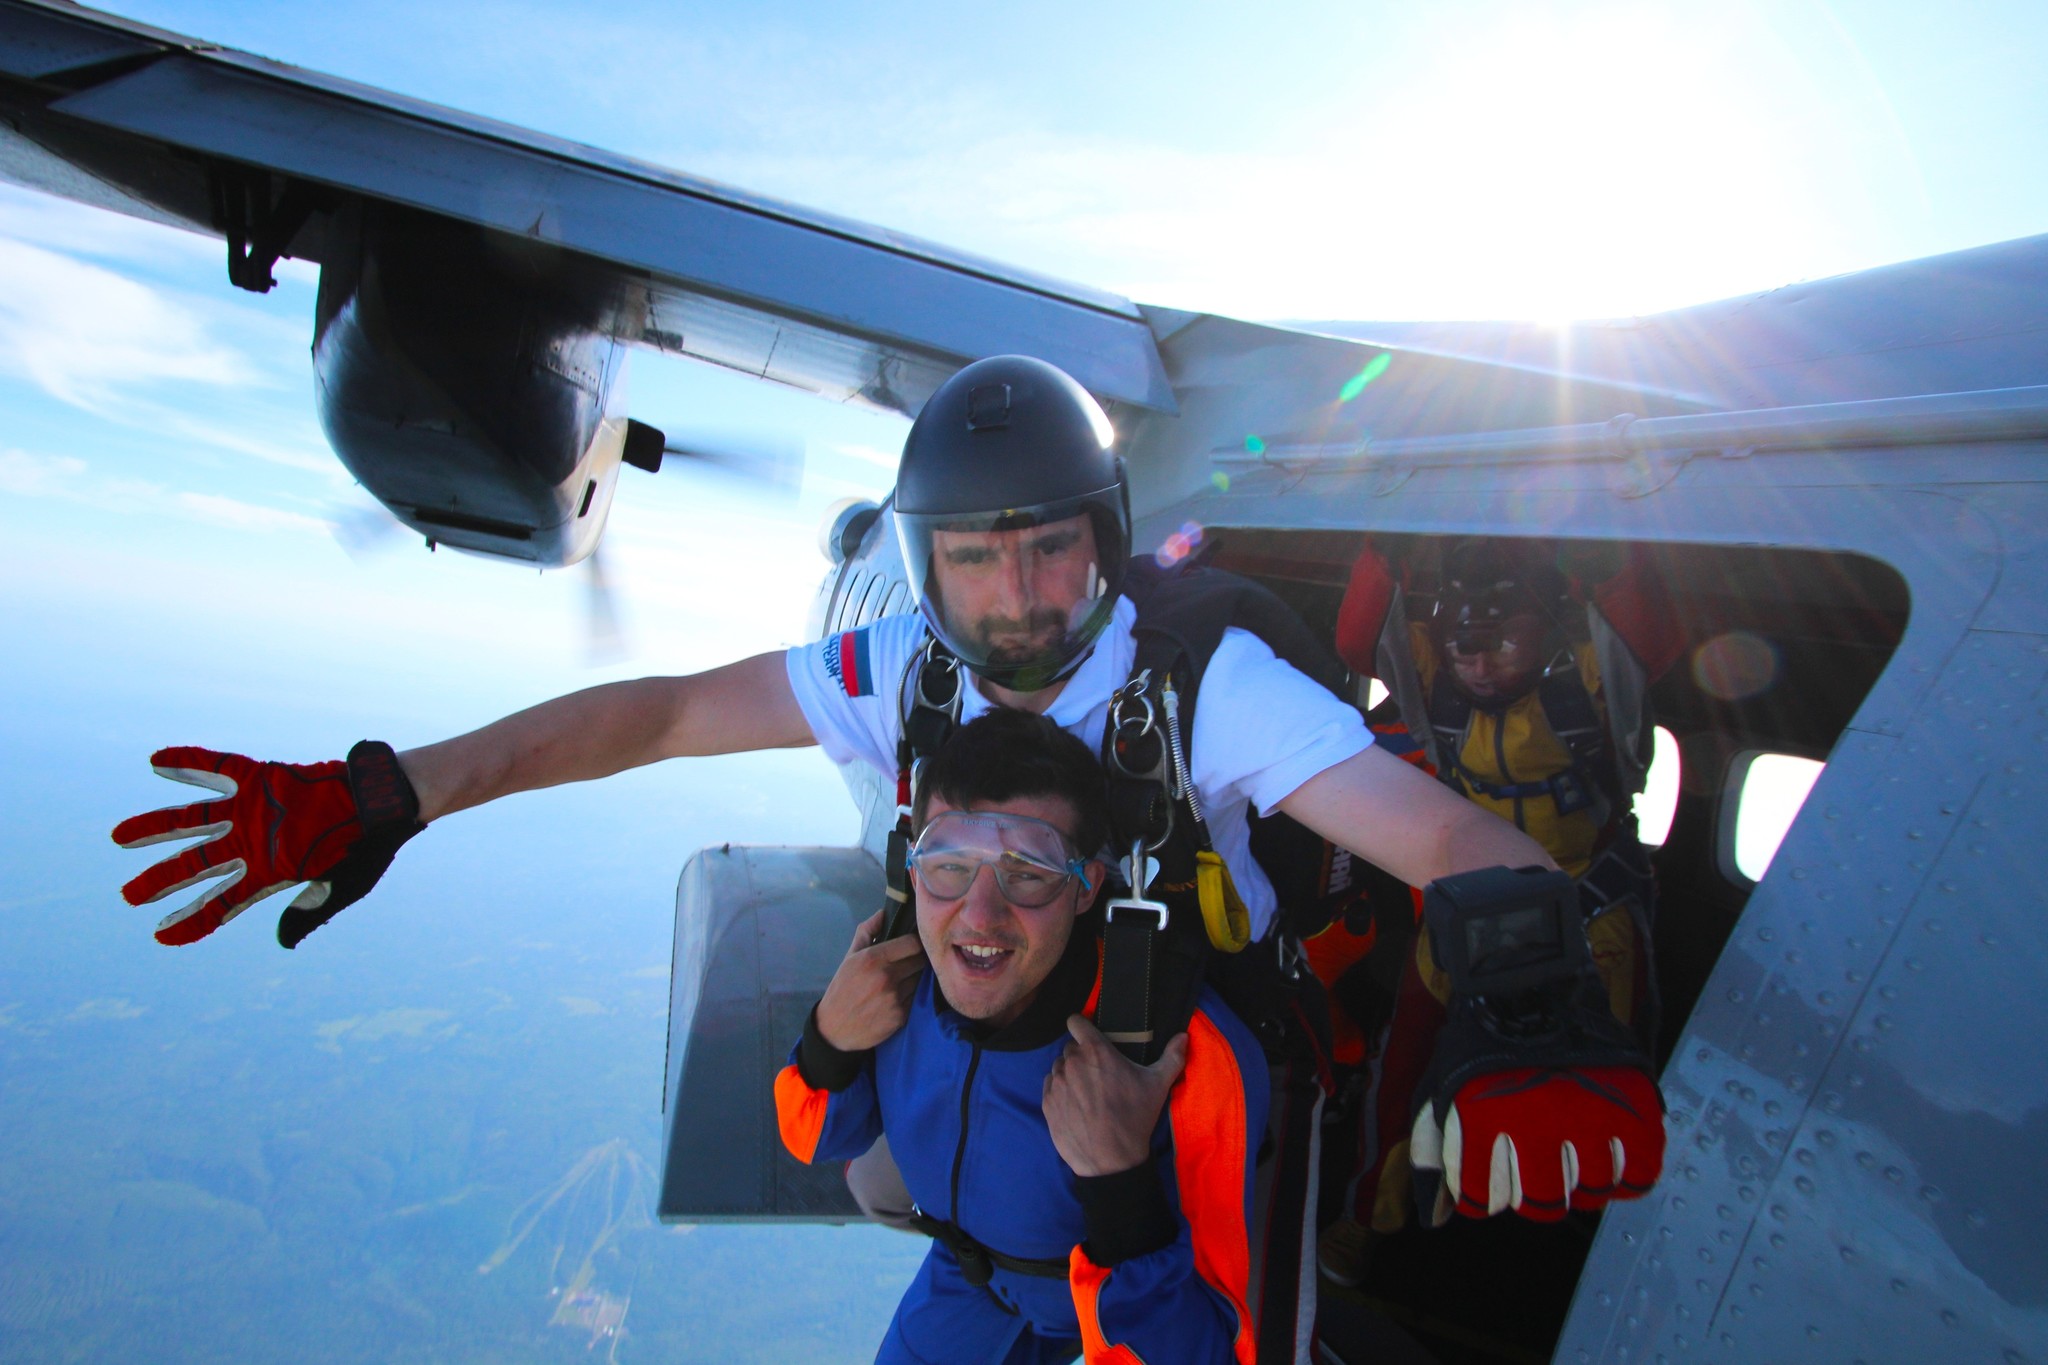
left=913, top=791, right=1103, bottom=1029
left=1444, top=610, right=1548, bottom=702
left=928, top=514, right=1100, bottom=681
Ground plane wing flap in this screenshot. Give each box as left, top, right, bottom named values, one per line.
left=658, top=844, right=879, bottom=1223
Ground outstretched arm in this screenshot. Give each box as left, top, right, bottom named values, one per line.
left=1277, top=744, right=1558, bottom=889
left=115, top=650, right=816, bottom=945
left=401, top=650, right=813, bottom=821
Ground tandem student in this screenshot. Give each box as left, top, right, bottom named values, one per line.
left=775, top=709, right=1268, bottom=1365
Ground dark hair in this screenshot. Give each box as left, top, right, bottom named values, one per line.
left=913, top=708, right=1110, bottom=859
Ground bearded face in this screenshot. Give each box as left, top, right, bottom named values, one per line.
left=929, top=515, right=1101, bottom=679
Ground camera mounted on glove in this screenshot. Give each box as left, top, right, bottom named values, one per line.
left=1408, top=865, right=1665, bottom=1225
left=1424, top=864, right=1612, bottom=1038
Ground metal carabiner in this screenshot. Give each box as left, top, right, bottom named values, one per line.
left=1106, top=670, right=1176, bottom=852
left=1107, top=668, right=1158, bottom=755
left=913, top=637, right=963, bottom=712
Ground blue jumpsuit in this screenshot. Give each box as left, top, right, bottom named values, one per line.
left=776, top=922, right=1270, bottom=1364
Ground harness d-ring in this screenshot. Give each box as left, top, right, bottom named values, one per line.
left=913, top=637, right=962, bottom=712
left=1107, top=669, right=1175, bottom=854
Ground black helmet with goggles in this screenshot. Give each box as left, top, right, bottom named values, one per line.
left=1434, top=539, right=1571, bottom=700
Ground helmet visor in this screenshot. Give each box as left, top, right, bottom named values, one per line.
left=896, top=488, right=1128, bottom=691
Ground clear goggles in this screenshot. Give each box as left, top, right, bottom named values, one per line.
left=1446, top=627, right=1529, bottom=659
left=1444, top=611, right=1546, bottom=660
left=908, top=810, right=1094, bottom=909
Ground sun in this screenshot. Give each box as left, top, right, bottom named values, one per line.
left=1219, top=3, right=1911, bottom=324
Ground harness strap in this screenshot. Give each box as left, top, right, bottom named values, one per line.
left=881, top=824, right=914, bottom=939
left=1098, top=558, right=1351, bottom=1073
left=1425, top=655, right=1616, bottom=820
left=1425, top=669, right=1477, bottom=797
left=1536, top=665, right=1618, bottom=810
left=1100, top=653, right=1204, bottom=1065
left=1579, top=832, right=1655, bottom=914
left=905, top=1211, right=1070, bottom=1287
left=885, top=638, right=966, bottom=939
left=1097, top=905, right=1163, bottom=1051
left=1454, top=771, right=1573, bottom=801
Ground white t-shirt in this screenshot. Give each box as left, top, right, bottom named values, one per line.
left=784, top=597, right=1372, bottom=939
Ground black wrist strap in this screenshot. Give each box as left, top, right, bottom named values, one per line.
left=797, top=1005, right=871, bottom=1092
left=1077, top=1155, right=1177, bottom=1265
left=346, top=740, right=422, bottom=830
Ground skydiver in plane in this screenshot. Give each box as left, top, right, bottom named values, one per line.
left=1313, top=537, right=1681, bottom=1284
left=111, top=355, right=1666, bottom=1355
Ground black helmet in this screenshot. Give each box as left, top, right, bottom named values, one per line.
left=1433, top=540, right=1570, bottom=700
left=894, top=356, right=1130, bottom=691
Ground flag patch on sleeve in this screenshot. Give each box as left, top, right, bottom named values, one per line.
left=823, top=629, right=877, bottom=698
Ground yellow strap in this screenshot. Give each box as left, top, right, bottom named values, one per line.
left=1195, top=850, right=1252, bottom=953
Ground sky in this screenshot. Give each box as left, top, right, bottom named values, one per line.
left=82, top=0, right=2048, bottom=322
left=4, top=0, right=2048, bottom=1359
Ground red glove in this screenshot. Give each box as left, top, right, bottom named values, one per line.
left=112, top=742, right=422, bottom=948
left=1409, top=1065, right=1663, bottom=1224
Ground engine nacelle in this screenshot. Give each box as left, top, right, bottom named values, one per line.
left=312, top=201, right=643, bottom=565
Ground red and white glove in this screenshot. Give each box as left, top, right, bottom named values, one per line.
left=111, top=742, right=422, bottom=948
left=1410, top=1064, right=1663, bottom=1224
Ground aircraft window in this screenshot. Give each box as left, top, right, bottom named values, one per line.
left=1633, top=726, right=1680, bottom=846
left=1728, top=751, right=1826, bottom=883
left=1365, top=677, right=1389, bottom=709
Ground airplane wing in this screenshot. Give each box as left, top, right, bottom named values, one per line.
left=0, top=0, right=1176, bottom=565
left=0, top=0, right=1172, bottom=416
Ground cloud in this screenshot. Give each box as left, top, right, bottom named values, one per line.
left=137, top=407, right=340, bottom=480
left=67, top=998, right=147, bottom=1022
left=0, top=211, right=334, bottom=486
left=315, top=1007, right=458, bottom=1052
left=0, top=448, right=329, bottom=538
left=0, top=449, right=86, bottom=495
left=174, top=492, right=329, bottom=536
left=820, top=441, right=899, bottom=472
left=0, top=182, right=220, bottom=270
left=0, top=236, right=260, bottom=406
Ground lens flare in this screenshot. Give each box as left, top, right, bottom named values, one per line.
left=1339, top=353, right=1392, bottom=403
left=1154, top=520, right=1206, bottom=568
left=1691, top=631, right=1780, bottom=701
left=1502, top=482, right=1581, bottom=527
left=1244, top=434, right=1267, bottom=456
left=1211, top=471, right=1232, bottom=493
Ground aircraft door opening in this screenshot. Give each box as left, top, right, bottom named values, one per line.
left=1198, top=529, right=1909, bottom=1365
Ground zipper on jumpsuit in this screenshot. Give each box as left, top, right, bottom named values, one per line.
left=946, top=1041, right=1020, bottom=1317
